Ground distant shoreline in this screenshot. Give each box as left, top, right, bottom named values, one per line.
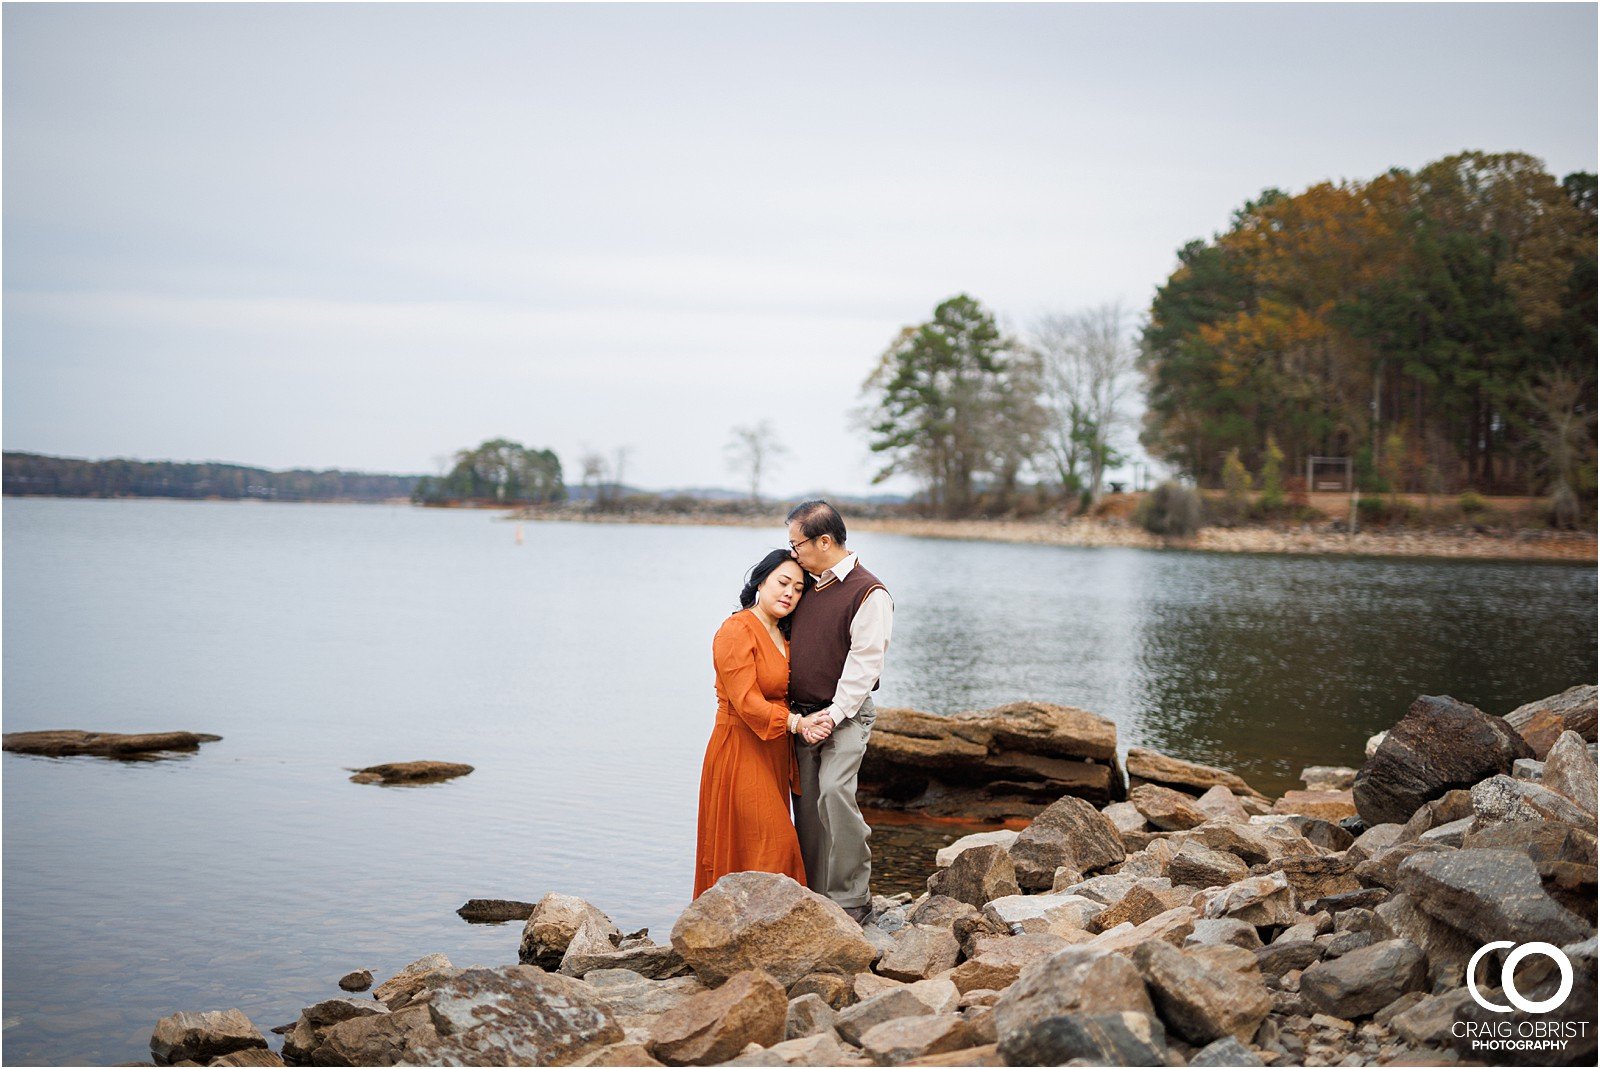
left=510, top=508, right=1597, bottom=565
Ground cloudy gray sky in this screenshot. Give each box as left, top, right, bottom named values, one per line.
left=4, top=2, right=1595, bottom=496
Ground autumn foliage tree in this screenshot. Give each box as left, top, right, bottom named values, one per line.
left=1141, top=152, right=1596, bottom=509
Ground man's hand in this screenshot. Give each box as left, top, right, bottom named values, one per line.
left=800, top=713, right=835, bottom=745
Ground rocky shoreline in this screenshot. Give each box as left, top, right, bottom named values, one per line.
left=511, top=509, right=1597, bottom=565
left=144, top=685, right=1596, bottom=1068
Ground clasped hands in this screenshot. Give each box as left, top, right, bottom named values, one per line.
left=797, top=712, right=835, bottom=745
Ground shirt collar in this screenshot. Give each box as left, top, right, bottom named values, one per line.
left=813, top=552, right=858, bottom=587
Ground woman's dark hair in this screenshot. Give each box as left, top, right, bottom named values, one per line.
left=738, top=549, right=810, bottom=635
left=786, top=499, right=846, bottom=546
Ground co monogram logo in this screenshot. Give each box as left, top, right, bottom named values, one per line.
left=1467, top=942, right=1574, bottom=1014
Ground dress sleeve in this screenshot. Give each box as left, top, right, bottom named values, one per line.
left=713, top=620, right=792, bottom=741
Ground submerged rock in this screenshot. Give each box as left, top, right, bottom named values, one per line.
left=5, top=729, right=222, bottom=759
left=349, top=761, right=473, bottom=785
left=456, top=899, right=537, bottom=923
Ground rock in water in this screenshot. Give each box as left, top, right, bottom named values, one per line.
left=520, top=893, right=622, bottom=968
left=150, top=1009, right=267, bottom=1066
left=456, top=898, right=537, bottom=923
left=5, top=729, right=222, bottom=758
left=644, top=970, right=787, bottom=1066
left=1007, top=795, right=1126, bottom=890
left=669, top=872, right=876, bottom=987
left=1352, top=694, right=1533, bottom=826
left=338, top=969, right=373, bottom=992
left=401, top=966, right=622, bottom=1066
left=349, top=761, right=473, bottom=785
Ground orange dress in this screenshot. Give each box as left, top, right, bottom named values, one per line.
left=693, top=610, right=807, bottom=899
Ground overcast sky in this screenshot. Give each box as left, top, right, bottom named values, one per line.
left=4, top=2, right=1596, bottom=496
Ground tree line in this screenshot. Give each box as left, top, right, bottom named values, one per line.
left=858, top=151, right=1596, bottom=522
left=412, top=438, right=565, bottom=505
left=2, top=452, right=422, bottom=502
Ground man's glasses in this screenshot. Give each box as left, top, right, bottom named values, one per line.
left=788, top=536, right=814, bottom=553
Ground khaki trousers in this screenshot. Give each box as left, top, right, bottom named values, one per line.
left=793, top=698, right=875, bottom=908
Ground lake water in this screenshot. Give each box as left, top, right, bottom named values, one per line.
left=2, top=497, right=1594, bottom=1065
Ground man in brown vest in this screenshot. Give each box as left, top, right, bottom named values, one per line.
left=785, top=500, right=893, bottom=923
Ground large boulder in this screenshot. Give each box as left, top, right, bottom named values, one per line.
left=1471, top=774, right=1596, bottom=832
left=521, top=894, right=622, bottom=968
left=925, top=844, right=1020, bottom=907
left=400, top=966, right=623, bottom=1066
left=860, top=703, right=1120, bottom=818
left=1299, top=939, right=1426, bottom=1019
left=1370, top=892, right=1480, bottom=991
left=644, top=969, right=787, bottom=1067
left=1504, top=685, right=1597, bottom=756
left=586, top=971, right=708, bottom=1032
left=1007, top=795, right=1125, bottom=889
left=1352, top=694, right=1533, bottom=826
left=670, top=872, right=876, bottom=987
left=1396, top=848, right=1592, bottom=947
left=1131, top=941, right=1272, bottom=1045
left=151, top=1009, right=267, bottom=1066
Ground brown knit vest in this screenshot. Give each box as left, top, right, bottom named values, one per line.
left=788, top=561, right=888, bottom=706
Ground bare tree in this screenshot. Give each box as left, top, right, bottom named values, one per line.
left=610, top=445, right=633, bottom=509
left=724, top=421, right=790, bottom=503
left=1031, top=301, right=1138, bottom=507
left=578, top=450, right=608, bottom=507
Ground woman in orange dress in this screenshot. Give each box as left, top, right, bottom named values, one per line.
left=693, top=550, right=814, bottom=898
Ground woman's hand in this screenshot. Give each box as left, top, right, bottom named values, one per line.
left=800, top=713, right=835, bottom=745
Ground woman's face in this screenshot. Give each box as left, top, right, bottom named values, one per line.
left=760, top=560, right=807, bottom=619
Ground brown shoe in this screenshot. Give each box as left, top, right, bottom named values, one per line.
left=842, top=904, right=871, bottom=925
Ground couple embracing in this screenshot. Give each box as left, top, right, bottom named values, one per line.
left=692, top=500, right=893, bottom=924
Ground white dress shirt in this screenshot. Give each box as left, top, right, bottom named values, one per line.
left=807, top=553, right=894, bottom=725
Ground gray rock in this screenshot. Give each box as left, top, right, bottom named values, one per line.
left=1397, top=847, right=1592, bottom=946
left=1132, top=941, right=1272, bottom=1044
left=1299, top=939, right=1426, bottom=1019
left=996, top=1011, right=1167, bottom=1067
left=401, top=965, right=623, bottom=1066
left=151, top=1010, right=267, bottom=1066
left=560, top=914, right=686, bottom=978
left=1008, top=795, right=1126, bottom=890
left=835, top=987, right=936, bottom=1046
left=1370, top=891, right=1479, bottom=991
left=1470, top=775, right=1596, bottom=832
left=1189, top=1035, right=1265, bottom=1067
left=1254, top=941, right=1321, bottom=986
left=1352, top=694, right=1533, bottom=827
left=876, top=924, right=961, bottom=982
left=1166, top=841, right=1250, bottom=889
left=318, top=1004, right=436, bottom=1067
left=372, top=953, right=454, bottom=1009
left=905, top=894, right=977, bottom=929
left=1129, top=783, right=1209, bottom=830
left=935, top=831, right=1019, bottom=869
left=926, top=844, right=1020, bottom=907
left=1544, top=730, right=1599, bottom=816
left=857, top=1014, right=977, bottom=1066
left=992, top=946, right=1156, bottom=1039
left=520, top=894, right=621, bottom=969
left=1184, top=918, right=1262, bottom=951
left=1387, top=988, right=1476, bottom=1046
left=784, top=994, right=837, bottom=1041
left=1514, top=758, right=1545, bottom=782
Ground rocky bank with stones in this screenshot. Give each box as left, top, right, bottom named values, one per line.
left=147, top=685, right=1597, bottom=1068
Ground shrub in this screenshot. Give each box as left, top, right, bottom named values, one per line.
left=1138, top=482, right=1203, bottom=537
left=1458, top=490, right=1488, bottom=516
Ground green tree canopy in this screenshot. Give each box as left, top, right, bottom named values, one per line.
left=413, top=438, right=565, bottom=505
